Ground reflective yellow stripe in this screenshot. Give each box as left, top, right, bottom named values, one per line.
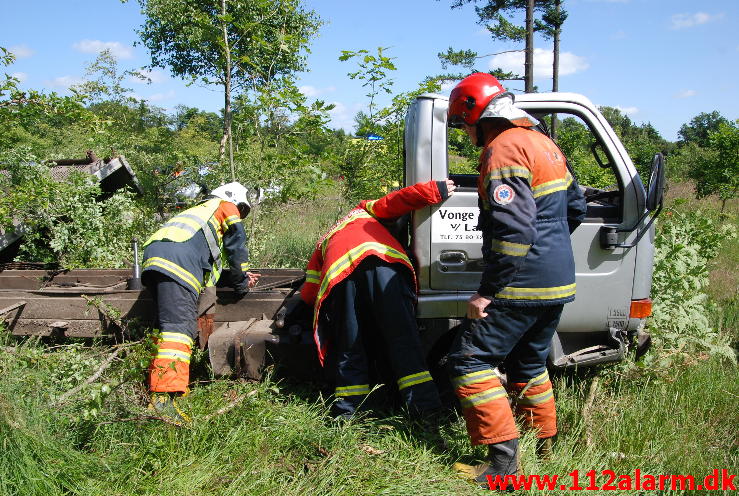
left=565, top=171, right=574, bottom=187
left=364, top=200, right=377, bottom=217
left=516, top=370, right=550, bottom=398
left=160, top=332, right=194, bottom=348
left=451, top=368, right=499, bottom=389
left=496, top=283, right=576, bottom=301
left=490, top=239, right=530, bottom=257
left=517, top=388, right=554, bottom=406
left=460, top=386, right=507, bottom=409
left=240, top=262, right=250, bottom=271
left=397, top=371, right=433, bottom=390
left=527, top=370, right=549, bottom=387
left=320, top=209, right=373, bottom=256
left=532, top=178, right=568, bottom=198
left=315, top=241, right=411, bottom=306
left=305, top=270, right=321, bottom=284
left=483, top=166, right=532, bottom=189
left=224, top=215, right=240, bottom=227
left=335, top=384, right=370, bottom=397
left=144, top=199, right=221, bottom=246
left=208, top=217, right=223, bottom=243
left=156, top=350, right=191, bottom=364
left=143, top=257, right=202, bottom=293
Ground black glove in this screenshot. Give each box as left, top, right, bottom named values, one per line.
left=233, top=288, right=249, bottom=300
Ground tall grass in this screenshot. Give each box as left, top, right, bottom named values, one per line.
left=0, top=181, right=736, bottom=495
left=247, top=188, right=352, bottom=269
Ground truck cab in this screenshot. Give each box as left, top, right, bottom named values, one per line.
left=405, top=93, right=664, bottom=368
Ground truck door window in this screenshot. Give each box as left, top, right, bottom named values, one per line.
left=540, top=112, right=623, bottom=223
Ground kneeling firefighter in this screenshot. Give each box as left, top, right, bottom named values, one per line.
left=299, top=180, right=456, bottom=421
left=142, top=182, right=260, bottom=423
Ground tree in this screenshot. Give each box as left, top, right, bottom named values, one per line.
left=134, top=0, right=321, bottom=178
left=686, top=120, right=739, bottom=211
left=678, top=111, right=731, bottom=148
left=440, top=0, right=562, bottom=91
left=599, top=106, right=670, bottom=179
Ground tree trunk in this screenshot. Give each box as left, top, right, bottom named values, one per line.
left=551, top=0, right=561, bottom=139
left=221, top=0, right=235, bottom=180
left=524, top=0, right=535, bottom=93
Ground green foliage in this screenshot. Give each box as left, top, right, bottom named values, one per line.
left=339, top=47, right=397, bottom=122
left=1, top=317, right=737, bottom=495
left=686, top=120, right=739, bottom=205
left=677, top=110, right=731, bottom=148
left=598, top=106, right=670, bottom=180
left=442, top=0, right=561, bottom=84
left=554, top=116, right=616, bottom=189
left=137, top=0, right=320, bottom=90
left=0, top=148, right=153, bottom=267
left=0, top=47, right=20, bottom=98
left=647, top=208, right=737, bottom=368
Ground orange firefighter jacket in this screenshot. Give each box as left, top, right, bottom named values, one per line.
left=300, top=180, right=448, bottom=364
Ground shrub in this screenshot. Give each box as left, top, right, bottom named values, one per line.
left=646, top=208, right=737, bottom=368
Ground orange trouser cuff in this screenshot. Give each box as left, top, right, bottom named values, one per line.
left=149, top=333, right=192, bottom=393
left=510, top=380, right=557, bottom=438
left=455, top=376, right=518, bottom=445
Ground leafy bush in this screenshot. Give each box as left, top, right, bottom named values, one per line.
left=646, top=208, right=737, bottom=368
left=0, top=148, right=155, bottom=268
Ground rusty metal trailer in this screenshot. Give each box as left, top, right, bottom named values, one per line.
left=0, top=267, right=317, bottom=380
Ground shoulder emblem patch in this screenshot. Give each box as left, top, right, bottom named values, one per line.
left=493, top=184, right=515, bottom=205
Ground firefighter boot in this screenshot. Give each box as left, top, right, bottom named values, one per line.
left=536, top=435, right=555, bottom=461
left=454, top=438, right=519, bottom=487
left=148, top=392, right=191, bottom=425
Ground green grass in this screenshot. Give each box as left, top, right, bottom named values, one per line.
left=1, top=181, right=736, bottom=496
left=246, top=189, right=352, bottom=269
left=1, top=334, right=736, bottom=496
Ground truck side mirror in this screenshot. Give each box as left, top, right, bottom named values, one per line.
left=646, top=153, right=665, bottom=212
left=600, top=153, right=666, bottom=250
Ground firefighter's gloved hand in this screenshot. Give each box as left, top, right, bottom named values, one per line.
left=287, top=298, right=313, bottom=324
left=233, top=288, right=250, bottom=300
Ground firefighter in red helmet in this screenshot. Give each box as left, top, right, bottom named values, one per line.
left=445, top=73, right=587, bottom=484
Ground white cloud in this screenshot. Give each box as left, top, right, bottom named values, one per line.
left=73, top=39, right=134, bottom=59
left=489, top=48, right=589, bottom=79
left=440, top=81, right=456, bottom=93
left=9, top=44, right=34, bottom=59
left=45, top=75, right=85, bottom=89
left=299, top=85, right=336, bottom=98
left=145, top=90, right=176, bottom=102
left=299, top=85, right=320, bottom=97
left=670, top=12, right=724, bottom=30
left=129, top=69, right=168, bottom=84
left=674, top=89, right=697, bottom=99
left=327, top=101, right=363, bottom=132
left=10, top=72, right=28, bottom=83
left=614, top=106, right=639, bottom=115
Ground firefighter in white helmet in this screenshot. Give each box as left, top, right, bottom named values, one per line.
left=141, top=181, right=260, bottom=423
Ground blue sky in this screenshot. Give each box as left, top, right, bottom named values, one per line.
left=2, top=0, right=737, bottom=141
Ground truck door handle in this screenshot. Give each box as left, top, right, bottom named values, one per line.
left=439, top=251, right=467, bottom=266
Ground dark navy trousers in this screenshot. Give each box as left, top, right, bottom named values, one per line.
left=325, top=258, right=442, bottom=417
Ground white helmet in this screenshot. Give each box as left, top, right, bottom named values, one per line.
left=211, top=182, right=251, bottom=209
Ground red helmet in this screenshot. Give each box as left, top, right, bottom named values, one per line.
left=447, top=73, right=507, bottom=128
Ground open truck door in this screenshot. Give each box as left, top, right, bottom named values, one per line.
left=405, top=93, right=664, bottom=368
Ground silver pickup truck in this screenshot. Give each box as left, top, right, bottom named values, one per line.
left=405, top=92, right=665, bottom=369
